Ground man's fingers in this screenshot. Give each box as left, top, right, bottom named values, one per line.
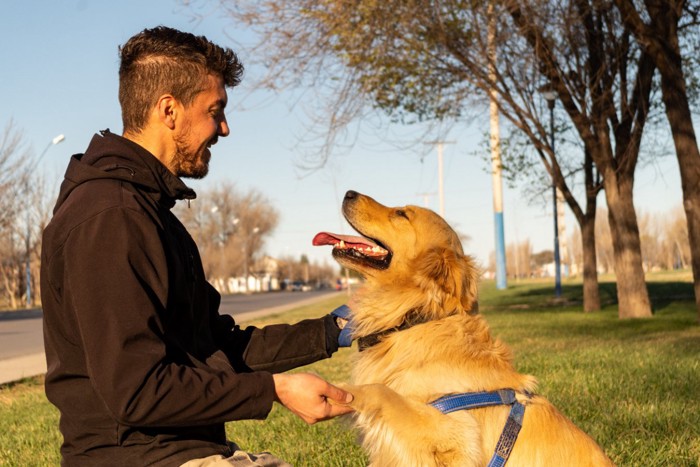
left=325, top=383, right=354, bottom=405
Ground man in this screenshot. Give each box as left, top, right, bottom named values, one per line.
left=40, top=26, right=353, bottom=467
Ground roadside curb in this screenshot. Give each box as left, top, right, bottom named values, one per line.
left=0, top=308, right=42, bottom=321
left=0, top=352, right=46, bottom=386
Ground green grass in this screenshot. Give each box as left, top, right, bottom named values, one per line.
left=0, top=377, right=63, bottom=466
left=1, top=277, right=699, bottom=466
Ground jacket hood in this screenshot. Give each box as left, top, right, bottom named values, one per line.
left=54, top=130, right=196, bottom=213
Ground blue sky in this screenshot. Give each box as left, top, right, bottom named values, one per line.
left=1, top=0, right=685, bottom=269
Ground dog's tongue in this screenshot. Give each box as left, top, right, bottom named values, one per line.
left=312, top=232, right=375, bottom=247
left=313, top=231, right=384, bottom=254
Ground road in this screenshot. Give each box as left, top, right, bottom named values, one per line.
left=0, top=309, right=45, bottom=360
left=219, top=289, right=340, bottom=317
left=0, top=289, right=342, bottom=384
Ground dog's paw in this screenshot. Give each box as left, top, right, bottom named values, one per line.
left=338, top=383, right=404, bottom=414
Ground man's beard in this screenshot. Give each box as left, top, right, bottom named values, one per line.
left=172, top=132, right=211, bottom=179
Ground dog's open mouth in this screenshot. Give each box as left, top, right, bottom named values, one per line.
left=312, top=232, right=392, bottom=269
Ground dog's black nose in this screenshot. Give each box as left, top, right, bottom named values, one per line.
left=345, top=190, right=359, bottom=201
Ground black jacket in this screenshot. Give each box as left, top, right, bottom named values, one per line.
left=40, top=130, right=340, bottom=466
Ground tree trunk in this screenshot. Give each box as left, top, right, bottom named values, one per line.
left=652, top=19, right=700, bottom=323
left=614, top=0, right=700, bottom=321
left=661, top=78, right=700, bottom=323
left=1, top=265, right=19, bottom=310
left=580, top=216, right=601, bottom=312
left=604, top=173, right=652, bottom=318
left=580, top=146, right=601, bottom=312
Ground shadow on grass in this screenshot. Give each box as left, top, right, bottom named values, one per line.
left=647, top=281, right=696, bottom=312
left=480, top=280, right=695, bottom=314
left=479, top=279, right=698, bottom=348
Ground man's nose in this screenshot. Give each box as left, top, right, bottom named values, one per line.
left=219, top=116, right=230, bottom=137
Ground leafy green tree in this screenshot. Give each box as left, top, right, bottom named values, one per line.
left=210, top=0, right=667, bottom=317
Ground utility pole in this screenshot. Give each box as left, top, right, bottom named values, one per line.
left=416, top=192, right=437, bottom=209
left=424, top=141, right=455, bottom=218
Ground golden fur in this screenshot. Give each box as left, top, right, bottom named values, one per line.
left=330, top=191, right=614, bottom=467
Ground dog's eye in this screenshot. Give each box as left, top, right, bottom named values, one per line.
left=395, top=209, right=409, bottom=219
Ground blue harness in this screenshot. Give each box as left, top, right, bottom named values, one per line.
left=429, top=389, right=527, bottom=467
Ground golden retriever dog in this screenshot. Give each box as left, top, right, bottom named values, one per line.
left=314, top=190, right=613, bottom=467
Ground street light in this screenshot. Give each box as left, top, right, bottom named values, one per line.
left=25, top=133, right=65, bottom=307
left=51, top=134, right=65, bottom=146
left=540, top=89, right=562, bottom=297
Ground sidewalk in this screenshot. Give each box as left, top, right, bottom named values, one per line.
left=0, top=353, right=46, bottom=385
left=0, top=291, right=344, bottom=386
left=0, top=307, right=45, bottom=385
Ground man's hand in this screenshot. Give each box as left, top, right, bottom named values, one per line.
left=272, top=373, right=354, bottom=424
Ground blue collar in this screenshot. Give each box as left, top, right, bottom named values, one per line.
left=429, top=389, right=527, bottom=467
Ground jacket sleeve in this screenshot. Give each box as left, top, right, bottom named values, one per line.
left=64, top=207, right=276, bottom=427
left=212, top=308, right=342, bottom=373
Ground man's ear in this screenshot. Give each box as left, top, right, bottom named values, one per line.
left=155, top=94, right=178, bottom=130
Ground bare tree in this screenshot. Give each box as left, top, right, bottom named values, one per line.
left=664, top=207, right=691, bottom=269
left=174, top=193, right=220, bottom=276
left=614, top=0, right=700, bottom=320
left=24, top=172, right=56, bottom=306
left=0, top=225, right=23, bottom=309
left=0, top=121, right=33, bottom=308
left=0, top=121, right=31, bottom=233
left=635, top=206, right=690, bottom=271
left=503, top=0, right=655, bottom=317
left=504, top=239, right=533, bottom=279
left=638, top=211, right=663, bottom=271
left=174, top=182, right=280, bottom=291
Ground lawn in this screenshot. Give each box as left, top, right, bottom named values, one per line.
left=1, top=276, right=698, bottom=466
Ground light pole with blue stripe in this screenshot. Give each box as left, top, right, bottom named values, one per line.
left=489, top=6, right=507, bottom=290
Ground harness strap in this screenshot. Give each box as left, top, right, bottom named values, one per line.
left=487, top=401, right=525, bottom=467
left=429, top=389, right=517, bottom=413
left=429, top=389, right=526, bottom=467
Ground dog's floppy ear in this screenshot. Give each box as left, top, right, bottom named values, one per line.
left=414, top=247, right=478, bottom=313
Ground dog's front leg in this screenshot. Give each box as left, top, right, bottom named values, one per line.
left=342, top=383, right=483, bottom=467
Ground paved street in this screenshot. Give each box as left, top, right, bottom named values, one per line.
left=219, top=289, right=340, bottom=317
left=0, top=309, right=44, bottom=360
left=0, top=289, right=343, bottom=385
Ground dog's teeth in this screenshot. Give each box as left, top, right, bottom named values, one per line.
left=340, top=240, right=346, bottom=248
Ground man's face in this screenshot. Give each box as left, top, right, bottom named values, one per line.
left=172, top=74, right=229, bottom=178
